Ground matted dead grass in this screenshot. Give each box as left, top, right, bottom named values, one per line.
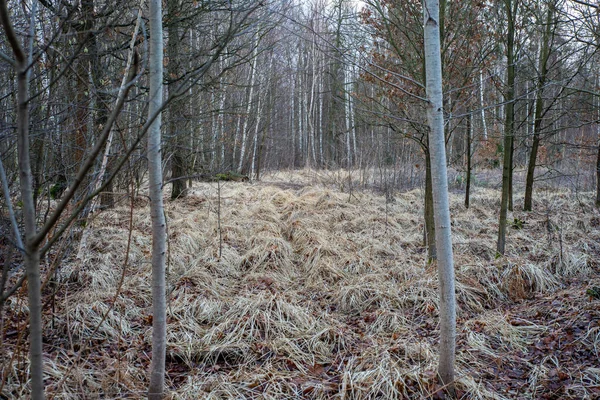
left=2, top=169, right=600, bottom=399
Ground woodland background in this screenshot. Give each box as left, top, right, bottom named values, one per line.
left=1, top=0, right=600, bottom=398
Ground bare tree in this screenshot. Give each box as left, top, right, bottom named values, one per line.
left=423, top=0, right=456, bottom=392
left=147, top=0, right=167, bottom=397
left=497, top=0, right=518, bottom=256
left=0, top=1, right=138, bottom=397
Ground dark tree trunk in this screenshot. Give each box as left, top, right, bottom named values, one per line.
left=497, top=0, right=517, bottom=255
left=72, top=0, right=94, bottom=203
left=424, top=147, right=437, bottom=262
left=168, top=0, right=187, bottom=200
left=171, top=152, right=187, bottom=199
left=524, top=3, right=553, bottom=212
left=596, top=138, right=600, bottom=208
left=465, top=113, right=471, bottom=209
left=508, top=138, right=514, bottom=212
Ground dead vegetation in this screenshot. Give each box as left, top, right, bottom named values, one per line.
left=2, top=169, right=600, bottom=399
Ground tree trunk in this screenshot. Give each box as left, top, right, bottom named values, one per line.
left=168, top=0, right=187, bottom=199
left=497, top=0, right=517, bottom=256
left=596, top=137, right=600, bottom=208
left=147, top=0, right=167, bottom=397
left=508, top=138, right=514, bottom=212
left=479, top=70, right=488, bottom=140
left=238, top=37, right=259, bottom=173
left=423, top=0, right=456, bottom=392
left=424, top=148, right=437, bottom=262
left=0, top=2, right=44, bottom=398
left=72, top=0, right=94, bottom=203
left=524, top=2, right=554, bottom=211
left=465, top=113, right=472, bottom=209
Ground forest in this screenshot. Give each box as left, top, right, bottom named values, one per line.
left=0, top=0, right=599, bottom=398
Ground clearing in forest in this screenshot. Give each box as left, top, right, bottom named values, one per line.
left=2, top=170, right=600, bottom=399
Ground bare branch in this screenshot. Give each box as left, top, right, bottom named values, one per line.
left=0, top=50, right=15, bottom=65
left=571, top=0, right=599, bottom=8
left=0, top=0, right=26, bottom=63
left=31, top=53, right=139, bottom=247
left=0, top=157, right=24, bottom=252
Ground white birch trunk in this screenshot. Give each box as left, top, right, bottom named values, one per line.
left=479, top=70, right=488, bottom=140
left=238, top=38, right=259, bottom=173
left=250, top=87, right=263, bottom=177
left=344, top=65, right=352, bottom=168
left=349, top=64, right=357, bottom=165
left=218, top=86, right=226, bottom=170
left=298, top=57, right=304, bottom=159
left=290, top=55, right=296, bottom=166
left=423, top=0, right=456, bottom=391
left=147, top=0, right=166, bottom=397
left=218, top=50, right=227, bottom=170
left=210, top=89, right=217, bottom=169
left=308, top=34, right=317, bottom=167
left=319, top=72, right=324, bottom=167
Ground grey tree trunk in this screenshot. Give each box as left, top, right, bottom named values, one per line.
left=423, top=0, right=456, bottom=392
left=147, top=0, right=167, bottom=397
left=0, top=2, right=44, bottom=398
left=497, top=0, right=517, bottom=255
left=465, top=113, right=472, bottom=209
left=524, top=2, right=554, bottom=211
left=596, top=138, right=600, bottom=208
left=238, top=37, right=259, bottom=173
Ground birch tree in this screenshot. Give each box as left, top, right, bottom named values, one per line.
left=423, top=0, right=456, bottom=391
left=147, top=0, right=167, bottom=397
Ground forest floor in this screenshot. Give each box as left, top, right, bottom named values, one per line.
left=2, top=169, right=600, bottom=399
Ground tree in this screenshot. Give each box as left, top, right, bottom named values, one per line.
left=497, top=0, right=517, bottom=256
left=147, top=0, right=167, bottom=397
left=360, top=0, right=492, bottom=261
left=524, top=1, right=555, bottom=211
left=0, top=1, right=137, bottom=397
left=167, top=0, right=188, bottom=199
left=423, top=0, right=456, bottom=392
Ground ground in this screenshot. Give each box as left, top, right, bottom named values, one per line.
left=1, top=170, right=599, bottom=399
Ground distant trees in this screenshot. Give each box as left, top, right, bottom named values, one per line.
left=3, top=0, right=600, bottom=397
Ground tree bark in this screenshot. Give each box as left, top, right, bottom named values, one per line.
left=465, top=113, right=472, bottom=208
left=0, top=1, right=44, bottom=398
left=72, top=0, right=94, bottom=203
left=479, top=70, right=488, bottom=140
left=524, top=2, right=554, bottom=211
left=168, top=0, right=187, bottom=199
left=596, top=137, right=600, bottom=208
left=423, top=0, right=456, bottom=392
left=147, top=0, right=167, bottom=397
left=238, top=36, right=259, bottom=173
left=497, top=0, right=517, bottom=255
left=424, top=148, right=437, bottom=262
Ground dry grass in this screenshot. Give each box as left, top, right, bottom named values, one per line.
left=2, top=168, right=599, bottom=399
